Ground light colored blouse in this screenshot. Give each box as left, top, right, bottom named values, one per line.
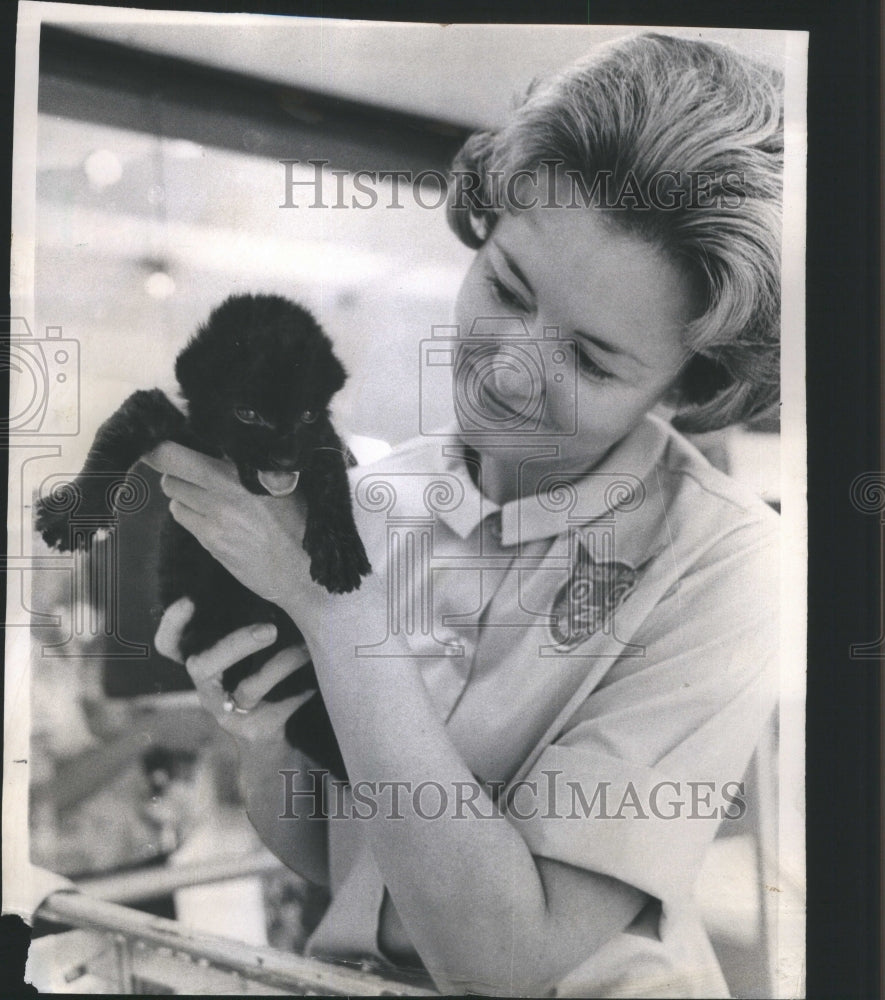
left=304, top=414, right=779, bottom=997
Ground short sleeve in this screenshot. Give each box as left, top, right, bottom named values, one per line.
left=509, top=515, right=779, bottom=907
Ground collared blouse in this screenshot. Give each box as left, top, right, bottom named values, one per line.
left=304, top=413, right=779, bottom=998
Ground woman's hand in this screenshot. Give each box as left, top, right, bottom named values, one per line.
left=145, top=440, right=389, bottom=652
left=156, top=598, right=332, bottom=886
left=144, top=442, right=314, bottom=609
left=154, top=597, right=316, bottom=746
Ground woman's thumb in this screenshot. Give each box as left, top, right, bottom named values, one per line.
left=153, top=597, right=195, bottom=662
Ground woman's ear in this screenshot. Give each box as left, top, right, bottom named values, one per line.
left=656, top=367, right=688, bottom=421
left=674, top=353, right=733, bottom=409
left=660, top=378, right=683, bottom=412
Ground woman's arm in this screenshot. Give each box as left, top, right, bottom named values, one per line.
left=148, top=444, right=647, bottom=994
left=298, top=600, right=646, bottom=995
left=237, top=734, right=330, bottom=888
left=154, top=598, right=329, bottom=887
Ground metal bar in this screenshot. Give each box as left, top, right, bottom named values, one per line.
left=112, top=933, right=135, bottom=994
left=37, top=891, right=438, bottom=996
left=75, top=850, right=285, bottom=903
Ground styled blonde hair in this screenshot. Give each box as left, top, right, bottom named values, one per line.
left=447, top=33, right=784, bottom=432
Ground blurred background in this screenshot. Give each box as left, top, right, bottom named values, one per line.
left=22, top=15, right=788, bottom=996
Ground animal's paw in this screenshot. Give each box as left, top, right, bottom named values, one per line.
left=35, top=486, right=84, bottom=551
left=35, top=477, right=127, bottom=551
left=35, top=504, right=69, bottom=551
left=304, top=528, right=372, bottom=594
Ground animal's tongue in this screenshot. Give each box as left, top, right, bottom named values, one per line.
left=258, top=470, right=300, bottom=497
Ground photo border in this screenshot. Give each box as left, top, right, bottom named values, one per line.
left=1, top=2, right=880, bottom=998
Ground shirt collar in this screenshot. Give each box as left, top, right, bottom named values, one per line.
left=435, top=415, right=671, bottom=545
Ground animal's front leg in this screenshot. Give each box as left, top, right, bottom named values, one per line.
left=300, top=451, right=371, bottom=594
left=36, top=389, right=188, bottom=551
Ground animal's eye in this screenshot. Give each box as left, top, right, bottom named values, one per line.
left=234, top=406, right=262, bottom=424
left=301, top=409, right=318, bottom=424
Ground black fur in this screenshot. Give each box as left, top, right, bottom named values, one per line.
left=35, top=294, right=371, bottom=779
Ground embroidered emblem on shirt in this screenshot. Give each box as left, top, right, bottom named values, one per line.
left=549, top=541, right=654, bottom=651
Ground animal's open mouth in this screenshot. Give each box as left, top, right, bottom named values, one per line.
left=257, top=470, right=301, bottom=496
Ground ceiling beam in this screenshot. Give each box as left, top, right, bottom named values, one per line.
left=38, top=25, right=471, bottom=174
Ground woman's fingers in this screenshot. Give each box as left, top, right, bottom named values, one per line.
left=235, top=690, right=318, bottom=742
left=186, top=622, right=279, bottom=686
left=167, top=498, right=204, bottom=536
left=143, top=441, right=238, bottom=491
left=157, top=607, right=315, bottom=743
left=154, top=597, right=195, bottom=663
left=231, top=645, right=313, bottom=709
left=163, top=477, right=240, bottom=538
left=159, top=473, right=209, bottom=508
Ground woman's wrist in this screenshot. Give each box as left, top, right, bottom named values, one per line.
left=283, top=571, right=394, bottom=663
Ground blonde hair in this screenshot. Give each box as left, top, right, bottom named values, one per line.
left=447, top=33, right=784, bottom=432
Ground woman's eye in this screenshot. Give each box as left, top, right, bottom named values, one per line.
left=577, top=349, right=614, bottom=383
left=486, top=274, right=528, bottom=312
left=301, top=409, right=318, bottom=424
left=234, top=406, right=262, bottom=424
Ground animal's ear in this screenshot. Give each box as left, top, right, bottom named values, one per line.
left=325, top=352, right=348, bottom=397
left=174, top=338, right=202, bottom=398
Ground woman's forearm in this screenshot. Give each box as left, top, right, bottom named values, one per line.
left=297, top=609, right=637, bottom=995
left=237, top=737, right=329, bottom=887
left=340, top=663, right=546, bottom=992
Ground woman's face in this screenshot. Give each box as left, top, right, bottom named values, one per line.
left=451, top=205, right=699, bottom=478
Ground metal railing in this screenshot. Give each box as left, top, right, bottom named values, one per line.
left=35, top=855, right=438, bottom=996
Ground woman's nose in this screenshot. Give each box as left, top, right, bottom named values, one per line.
left=468, top=316, right=544, bottom=405
left=486, top=345, right=540, bottom=406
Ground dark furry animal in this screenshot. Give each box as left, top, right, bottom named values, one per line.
left=36, top=294, right=371, bottom=779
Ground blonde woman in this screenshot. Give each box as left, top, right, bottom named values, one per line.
left=151, top=33, right=783, bottom=997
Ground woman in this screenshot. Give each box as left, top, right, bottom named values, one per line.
left=149, top=33, right=783, bottom=998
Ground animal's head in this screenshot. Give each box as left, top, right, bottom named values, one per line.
left=175, top=294, right=347, bottom=496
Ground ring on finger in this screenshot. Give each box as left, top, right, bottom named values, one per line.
left=222, top=691, right=250, bottom=715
